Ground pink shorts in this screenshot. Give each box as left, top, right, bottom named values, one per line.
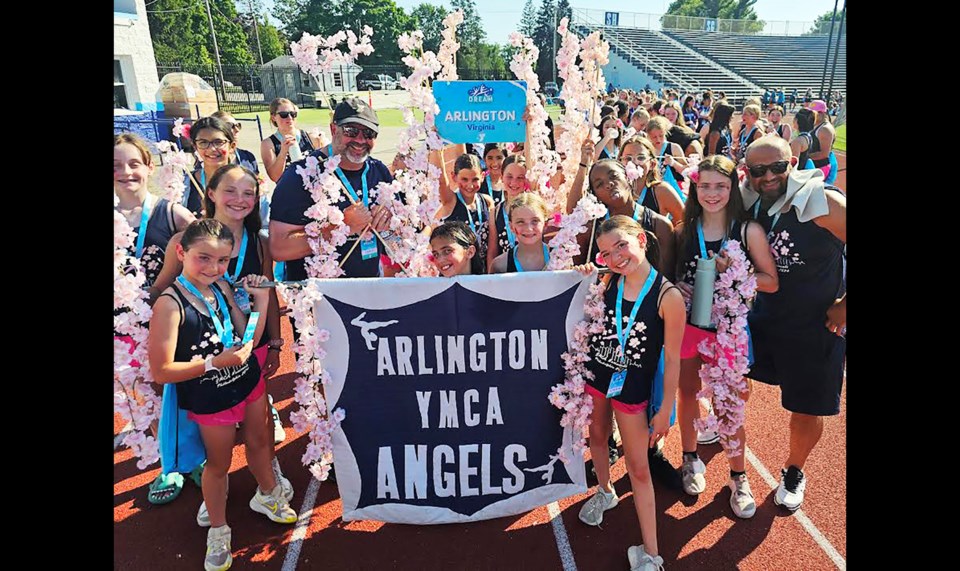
left=115, top=335, right=141, bottom=368
left=584, top=383, right=649, bottom=415
left=681, top=323, right=717, bottom=360
left=819, top=165, right=832, bottom=179
left=187, top=369, right=267, bottom=427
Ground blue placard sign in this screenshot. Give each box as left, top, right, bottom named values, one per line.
left=433, top=80, right=528, bottom=144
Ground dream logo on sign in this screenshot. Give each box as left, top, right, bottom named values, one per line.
left=468, top=84, right=494, bottom=104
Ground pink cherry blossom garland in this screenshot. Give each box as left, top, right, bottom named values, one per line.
left=114, top=203, right=161, bottom=469
left=694, top=240, right=757, bottom=458
left=546, top=192, right=608, bottom=270
left=548, top=280, right=607, bottom=462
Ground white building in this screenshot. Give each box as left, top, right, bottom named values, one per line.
left=114, top=0, right=160, bottom=110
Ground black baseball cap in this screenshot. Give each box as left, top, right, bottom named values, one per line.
left=333, top=97, right=379, bottom=133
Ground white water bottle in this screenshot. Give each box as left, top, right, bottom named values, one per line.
left=287, top=134, right=303, bottom=162
left=690, top=256, right=717, bottom=328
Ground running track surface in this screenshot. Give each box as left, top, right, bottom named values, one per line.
left=115, top=315, right=847, bottom=570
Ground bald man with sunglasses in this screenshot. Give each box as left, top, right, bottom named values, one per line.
left=269, top=98, right=395, bottom=280
left=740, top=136, right=846, bottom=513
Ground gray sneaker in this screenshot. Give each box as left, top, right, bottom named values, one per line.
left=681, top=456, right=707, bottom=495
left=204, top=525, right=232, bottom=571
left=728, top=474, right=757, bottom=519
left=273, top=457, right=294, bottom=502
left=578, top=487, right=619, bottom=527
left=627, top=544, right=664, bottom=571
left=249, top=485, right=298, bottom=524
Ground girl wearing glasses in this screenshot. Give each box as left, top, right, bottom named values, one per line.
left=621, top=136, right=685, bottom=223
left=211, top=110, right=259, bottom=174
left=672, top=155, right=777, bottom=518
left=261, top=98, right=322, bottom=182
left=185, top=117, right=240, bottom=218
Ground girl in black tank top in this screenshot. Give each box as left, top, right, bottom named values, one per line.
left=574, top=214, right=685, bottom=566
left=672, top=156, right=778, bottom=504
left=620, top=136, right=685, bottom=224
left=438, top=154, right=495, bottom=272
left=487, top=154, right=531, bottom=270
left=150, top=220, right=295, bottom=557
left=490, top=194, right=550, bottom=274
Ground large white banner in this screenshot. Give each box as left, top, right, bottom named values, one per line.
left=310, top=271, right=592, bottom=524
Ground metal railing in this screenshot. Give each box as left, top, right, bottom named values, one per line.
left=573, top=11, right=700, bottom=93
left=571, top=8, right=841, bottom=37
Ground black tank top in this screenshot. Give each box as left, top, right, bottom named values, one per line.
left=776, top=124, right=785, bottom=139
left=442, top=195, right=491, bottom=267
left=635, top=183, right=662, bottom=216
left=810, top=123, right=832, bottom=167
left=126, top=197, right=176, bottom=288
left=270, top=131, right=317, bottom=167
left=478, top=176, right=504, bottom=206
left=585, top=273, right=667, bottom=405
left=749, top=191, right=844, bottom=330
left=707, top=128, right=732, bottom=158
left=677, top=219, right=746, bottom=327
left=168, top=283, right=261, bottom=414
left=592, top=206, right=658, bottom=269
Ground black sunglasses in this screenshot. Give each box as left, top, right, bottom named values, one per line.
left=276, top=111, right=298, bottom=119
left=747, top=160, right=789, bottom=178
left=340, top=125, right=377, bottom=140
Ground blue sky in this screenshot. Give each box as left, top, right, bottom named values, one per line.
left=264, top=1, right=842, bottom=45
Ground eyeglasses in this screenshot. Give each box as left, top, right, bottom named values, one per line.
left=746, top=160, right=789, bottom=177
left=340, top=125, right=378, bottom=140
left=276, top=111, right=298, bottom=119
left=195, top=139, right=230, bottom=150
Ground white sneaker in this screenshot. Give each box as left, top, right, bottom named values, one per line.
left=627, top=544, right=665, bottom=571
left=774, top=466, right=806, bottom=511
left=249, top=485, right=298, bottom=524
left=204, top=525, right=232, bottom=571
left=681, top=456, right=707, bottom=495
left=578, top=486, right=619, bottom=526
left=728, top=474, right=757, bottom=519
left=198, top=476, right=229, bottom=527
left=696, top=428, right=720, bottom=445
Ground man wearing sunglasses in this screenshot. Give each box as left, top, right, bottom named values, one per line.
left=741, top=136, right=846, bottom=513
left=269, top=97, right=394, bottom=280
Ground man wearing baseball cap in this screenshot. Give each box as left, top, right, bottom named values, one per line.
left=269, top=97, right=395, bottom=280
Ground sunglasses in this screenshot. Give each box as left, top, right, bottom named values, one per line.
left=340, top=125, right=378, bottom=140
left=228, top=122, right=242, bottom=131
left=746, top=160, right=789, bottom=177
left=276, top=111, right=298, bottom=119
left=195, top=139, right=230, bottom=150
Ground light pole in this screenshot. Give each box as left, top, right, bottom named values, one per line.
left=204, top=0, right=227, bottom=102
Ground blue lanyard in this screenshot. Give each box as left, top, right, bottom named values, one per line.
left=456, top=192, right=484, bottom=233
left=615, top=268, right=658, bottom=357
left=176, top=276, right=235, bottom=348
left=696, top=219, right=735, bottom=260
left=134, top=194, right=154, bottom=258
left=753, top=200, right=782, bottom=230
left=485, top=174, right=497, bottom=199
left=513, top=244, right=550, bottom=272
left=637, top=186, right=648, bottom=207
left=224, top=229, right=248, bottom=284
left=658, top=142, right=669, bottom=168
left=335, top=164, right=370, bottom=207
left=605, top=201, right=641, bottom=222
left=740, top=125, right=757, bottom=148
left=503, top=207, right=516, bottom=248
left=328, top=145, right=370, bottom=207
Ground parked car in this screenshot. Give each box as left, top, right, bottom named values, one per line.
left=360, top=74, right=399, bottom=90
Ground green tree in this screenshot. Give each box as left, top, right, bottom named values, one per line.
left=661, top=0, right=763, bottom=34
left=532, top=0, right=555, bottom=83
left=274, top=0, right=414, bottom=66
left=806, top=10, right=845, bottom=36
left=409, top=3, right=449, bottom=54
left=519, top=0, right=537, bottom=37
left=147, top=0, right=253, bottom=67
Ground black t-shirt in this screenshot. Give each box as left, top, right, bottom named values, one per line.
left=269, top=150, right=394, bottom=280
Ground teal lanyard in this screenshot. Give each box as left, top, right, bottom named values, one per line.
left=696, top=219, right=736, bottom=259
left=133, top=194, right=154, bottom=258
left=503, top=207, right=516, bottom=248
left=176, top=276, right=234, bottom=348
left=615, top=268, right=658, bottom=359
left=456, top=192, right=484, bottom=234
left=224, top=229, right=248, bottom=284
left=486, top=173, right=496, bottom=199
left=753, top=200, right=782, bottom=230
left=606, top=201, right=641, bottom=222
left=328, top=144, right=370, bottom=207
left=513, top=244, right=550, bottom=272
